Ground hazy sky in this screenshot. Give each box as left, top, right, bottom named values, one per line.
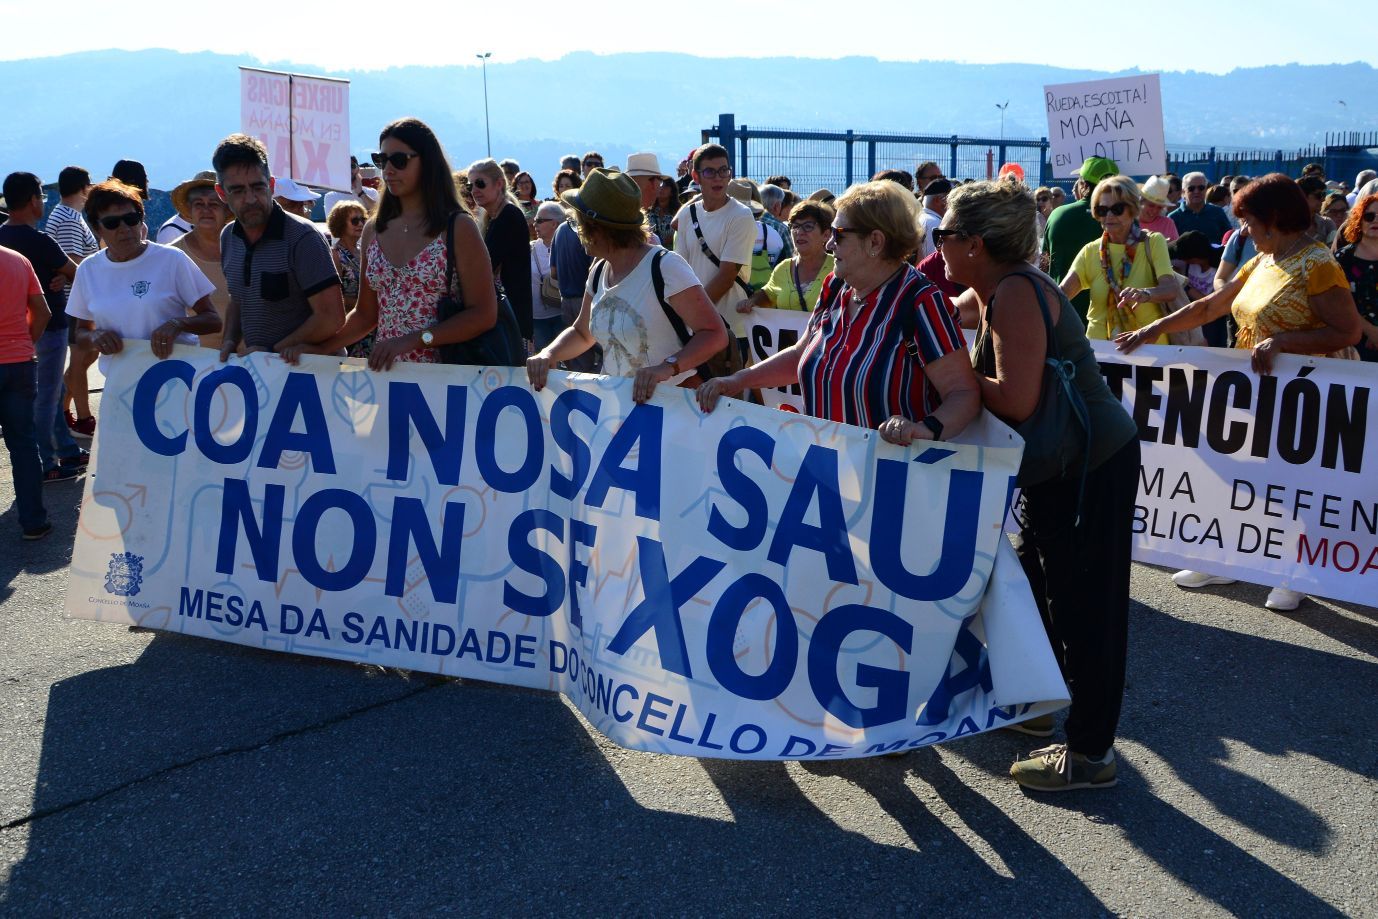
left=2, top=0, right=1371, bottom=75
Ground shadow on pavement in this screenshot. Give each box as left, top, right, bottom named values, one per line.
left=1, top=591, right=1369, bottom=914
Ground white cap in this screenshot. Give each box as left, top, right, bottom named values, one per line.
left=273, top=175, right=319, bottom=202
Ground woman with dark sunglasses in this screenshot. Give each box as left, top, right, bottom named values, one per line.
left=306, top=118, right=497, bottom=370
left=468, top=157, right=534, bottom=345
left=1058, top=175, right=1176, bottom=343
left=1335, top=192, right=1378, bottom=361
left=66, top=180, right=221, bottom=371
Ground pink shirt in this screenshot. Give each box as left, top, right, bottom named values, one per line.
left=1140, top=215, right=1179, bottom=242
left=0, top=246, right=42, bottom=364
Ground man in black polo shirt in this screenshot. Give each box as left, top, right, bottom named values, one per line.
left=212, top=134, right=342, bottom=362
left=0, top=172, right=85, bottom=482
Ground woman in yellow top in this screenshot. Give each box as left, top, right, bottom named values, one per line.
left=734, top=200, right=835, bottom=315
left=1060, top=175, right=1177, bottom=343
left=1115, top=172, right=1360, bottom=614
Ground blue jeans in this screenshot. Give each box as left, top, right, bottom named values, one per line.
left=34, top=328, right=80, bottom=470
left=1, top=360, right=47, bottom=531
left=532, top=315, right=567, bottom=354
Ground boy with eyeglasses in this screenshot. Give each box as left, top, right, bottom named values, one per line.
left=673, top=144, right=757, bottom=357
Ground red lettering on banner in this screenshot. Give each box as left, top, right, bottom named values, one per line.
left=1296, top=534, right=1378, bottom=575
left=299, top=141, right=332, bottom=184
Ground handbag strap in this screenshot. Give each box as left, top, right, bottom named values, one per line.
left=993, top=269, right=1095, bottom=525
left=443, top=210, right=460, bottom=301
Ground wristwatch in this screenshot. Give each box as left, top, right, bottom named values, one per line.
left=920, top=415, right=945, bottom=441
left=420, top=329, right=435, bottom=347
left=665, top=355, right=682, bottom=374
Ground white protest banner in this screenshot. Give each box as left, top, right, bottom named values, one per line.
left=66, top=344, right=1068, bottom=760
left=1092, top=342, right=1377, bottom=603
left=745, top=307, right=809, bottom=412
left=240, top=67, right=351, bottom=191
left=1044, top=73, right=1165, bottom=178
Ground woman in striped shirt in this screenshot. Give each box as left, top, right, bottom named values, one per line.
left=697, top=181, right=979, bottom=446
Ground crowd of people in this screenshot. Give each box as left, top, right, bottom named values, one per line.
left=2, top=120, right=1374, bottom=794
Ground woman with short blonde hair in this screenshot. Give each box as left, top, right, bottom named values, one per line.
left=699, top=180, right=979, bottom=449
left=1060, top=174, right=1175, bottom=341
left=468, top=157, right=534, bottom=341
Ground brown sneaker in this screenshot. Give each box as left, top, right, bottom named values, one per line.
left=1011, top=743, right=1118, bottom=792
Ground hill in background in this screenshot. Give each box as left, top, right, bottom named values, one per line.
left=5, top=49, right=1374, bottom=191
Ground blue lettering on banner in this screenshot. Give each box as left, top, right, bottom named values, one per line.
left=807, top=604, right=913, bottom=728
left=585, top=404, right=663, bottom=521
left=132, top=359, right=194, bottom=455
left=606, top=537, right=725, bottom=678
left=475, top=386, right=543, bottom=493
left=386, top=498, right=466, bottom=604
left=706, top=573, right=797, bottom=700
left=708, top=426, right=774, bottom=550
left=768, top=444, right=858, bottom=585
left=549, top=389, right=600, bottom=500
left=195, top=366, right=259, bottom=465
left=258, top=372, right=335, bottom=472
left=387, top=381, right=466, bottom=485
left=870, top=462, right=982, bottom=601
left=504, top=509, right=566, bottom=616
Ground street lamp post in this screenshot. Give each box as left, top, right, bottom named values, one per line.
left=476, top=51, right=493, bottom=157
left=996, top=100, right=1010, bottom=143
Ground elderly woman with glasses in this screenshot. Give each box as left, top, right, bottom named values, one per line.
left=733, top=200, right=836, bottom=313
left=66, top=180, right=222, bottom=368
left=942, top=180, right=1139, bottom=792
left=698, top=180, right=979, bottom=448
left=326, top=199, right=369, bottom=355
left=1058, top=176, right=1176, bottom=343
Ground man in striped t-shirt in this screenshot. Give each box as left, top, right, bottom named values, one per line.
left=212, top=134, right=343, bottom=360
left=44, top=166, right=101, bottom=438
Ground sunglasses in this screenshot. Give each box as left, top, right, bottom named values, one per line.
left=1364, top=212, right=1378, bottom=223
left=1093, top=202, right=1131, bottom=218
left=931, top=227, right=968, bottom=246
left=583, top=161, right=604, bottom=170
left=828, top=226, right=859, bottom=242
left=1186, top=184, right=1206, bottom=192
left=470, top=178, right=489, bottom=191
left=98, top=212, right=142, bottom=230
left=371, top=151, right=419, bottom=170
left=349, top=215, right=366, bottom=225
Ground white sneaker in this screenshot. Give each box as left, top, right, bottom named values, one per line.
left=1265, top=587, right=1305, bottom=611
left=1171, top=569, right=1237, bottom=589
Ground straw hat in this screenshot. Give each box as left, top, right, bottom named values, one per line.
left=170, top=171, right=219, bottom=220
left=1140, top=175, right=1171, bottom=207
left=625, top=153, right=667, bottom=178
left=727, top=179, right=764, bottom=215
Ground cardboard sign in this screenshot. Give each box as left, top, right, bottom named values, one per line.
left=240, top=67, right=351, bottom=191
left=1044, top=74, right=1166, bottom=178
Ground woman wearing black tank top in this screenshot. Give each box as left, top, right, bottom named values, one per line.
left=944, top=180, right=1140, bottom=793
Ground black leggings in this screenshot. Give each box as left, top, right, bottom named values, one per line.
left=1014, top=437, right=1140, bottom=758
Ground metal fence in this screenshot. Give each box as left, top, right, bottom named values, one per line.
left=701, top=115, right=1050, bottom=194
left=702, top=115, right=1378, bottom=193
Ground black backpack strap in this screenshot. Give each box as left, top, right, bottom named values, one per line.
left=652, top=249, right=691, bottom=345
left=689, top=203, right=754, bottom=297
left=590, top=258, right=606, bottom=295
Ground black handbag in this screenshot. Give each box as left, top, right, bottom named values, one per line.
left=976, top=271, right=1093, bottom=514
left=436, top=212, right=525, bottom=367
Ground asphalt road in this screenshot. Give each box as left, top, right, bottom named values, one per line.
left=1, top=428, right=1375, bottom=917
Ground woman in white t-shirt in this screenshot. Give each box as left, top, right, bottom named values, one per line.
left=526, top=170, right=726, bottom=403
left=66, top=180, right=221, bottom=374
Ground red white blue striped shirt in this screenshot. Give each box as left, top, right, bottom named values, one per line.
left=798, top=265, right=965, bottom=429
